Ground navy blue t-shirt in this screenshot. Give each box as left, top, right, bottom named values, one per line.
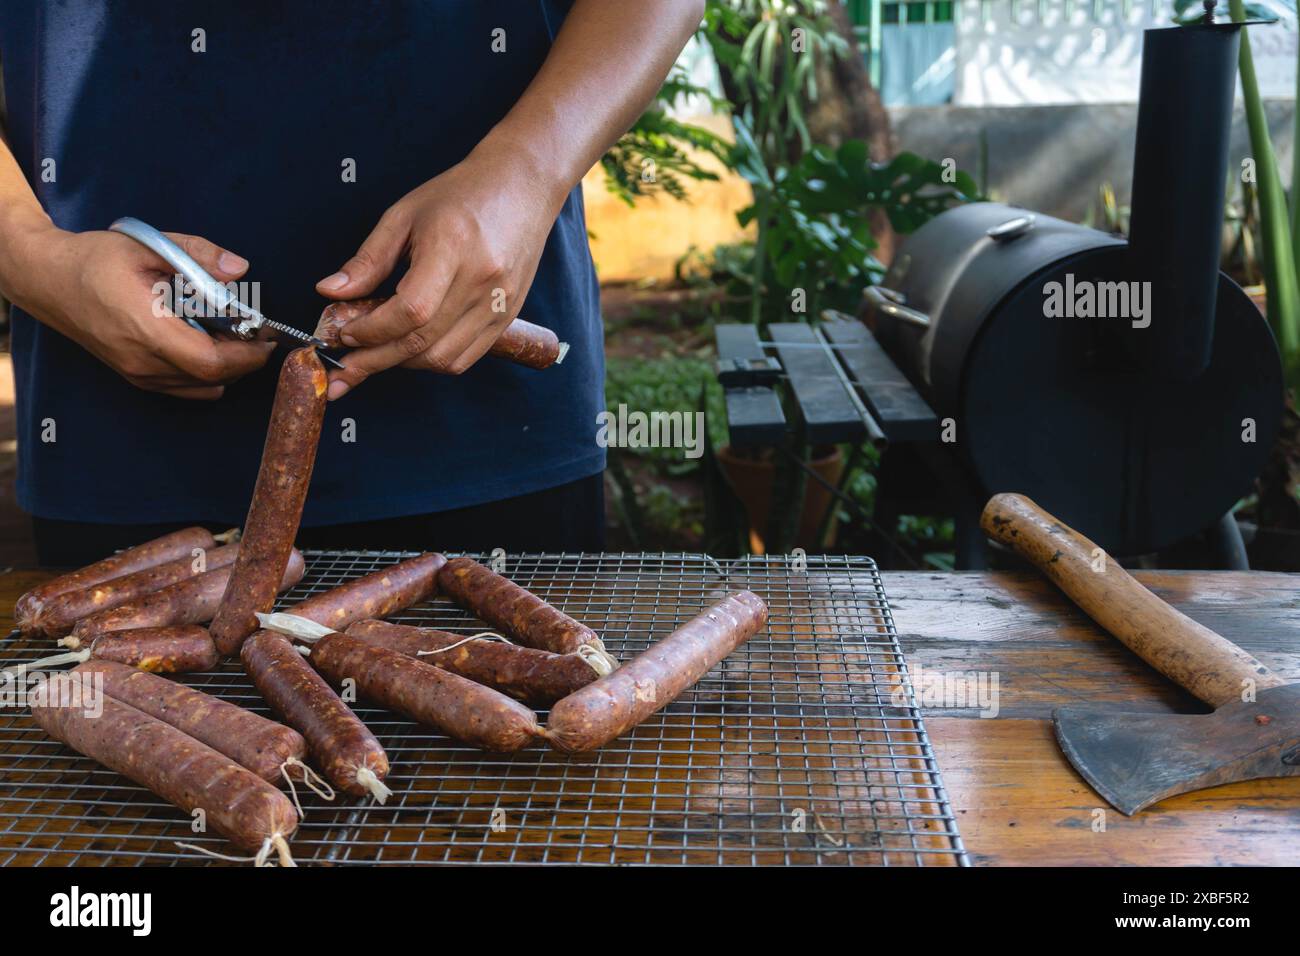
left=0, top=1, right=605, bottom=526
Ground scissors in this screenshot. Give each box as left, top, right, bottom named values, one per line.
left=109, top=217, right=345, bottom=369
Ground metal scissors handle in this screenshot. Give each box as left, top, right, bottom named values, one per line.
left=109, top=217, right=344, bottom=367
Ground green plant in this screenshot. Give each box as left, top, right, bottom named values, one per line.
left=1210, top=0, right=1300, bottom=374
left=702, top=1, right=978, bottom=326
left=734, top=126, right=980, bottom=323
left=605, top=356, right=728, bottom=466
left=687, top=0, right=979, bottom=558
left=1080, top=182, right=1130, bottom=237
left=603, top=356, right=729, bottom=546
left=600, top=68, right=733, bottom=207
left=703, top=0, right=849, bottom=160
left=1223, top=175, right=1263, bottom=288
left=702, top=0, right=852, bottom=322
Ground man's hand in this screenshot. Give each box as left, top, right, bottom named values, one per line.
left=313, top=0, right=702, bottom=401
left=315, top=141, right=560, bottom=400
left=4, top=224, right=274, bottom=400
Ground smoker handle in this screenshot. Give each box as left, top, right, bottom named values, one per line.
left=863, top=286, right=930, bottom=329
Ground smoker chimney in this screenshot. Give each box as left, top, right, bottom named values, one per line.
left=1125, top=17, right=1244, bottom=380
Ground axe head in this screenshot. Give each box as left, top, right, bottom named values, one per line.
left=1053, top=683, right=1300, bottom=815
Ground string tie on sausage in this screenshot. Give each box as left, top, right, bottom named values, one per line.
left=175, top=833, right=295, bottom=867
left=271, top=833, right=297, bottom=867
left=1, top=648, right=91, bottom=683
left=577, top=644, right=617, bottom=677
left=256, top=611, right=334, bottom=643
left=56, top=635, right=83, bottom=650
left=175, top=842, right=261, bottom=864
left=354, top=765, right=392, bottom=804
left=414, top=631, right=513, bottom=657
left=281, top=756, right=335, bottom=817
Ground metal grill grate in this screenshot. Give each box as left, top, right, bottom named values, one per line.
left=0, top=551, right=967, bottom=866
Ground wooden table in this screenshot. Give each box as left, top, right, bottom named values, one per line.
left=2, top=566, right=1296, bottom=866
left=882, top=570, right=1300, bottom=866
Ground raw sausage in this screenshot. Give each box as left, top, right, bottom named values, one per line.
left=2, top=625, right=220, bottom=683
left=437, top=558, right=612, bottom=664
left=316, top=297, right=565, bottom=370
left=30, top=681, right=297, bottom=859
left=67, top=549, right=305, bottom=643
left=14, top=527, right=219, bottom=634
left=211, top=348, right=327, bottom=656
left=73, top=659, right=307, bottom=785
left=493, top=317, right=565, bottom=370
left=34, top=543, right=239, bottom=637
left=309, top=631, right=543, bottom=751
left=241, top=629, right=390, bottom=799
left=345, top=619, right=598, bottom=707
left=285, top=553, right=446, bottom=631
left=86, top=625, right=222, bottom=673
left=544, top=590, right=768, bottom=753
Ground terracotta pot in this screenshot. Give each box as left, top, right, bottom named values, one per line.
left=716, top=445, right=845, bottom=553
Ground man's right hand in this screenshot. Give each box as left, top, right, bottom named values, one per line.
left=3, top=223, right=274, bottom=400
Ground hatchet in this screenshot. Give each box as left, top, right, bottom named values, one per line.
left=980, top=493, right=1299, bottom=815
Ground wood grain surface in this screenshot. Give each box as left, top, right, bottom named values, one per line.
left=884, top=569, right=1300, bottom=866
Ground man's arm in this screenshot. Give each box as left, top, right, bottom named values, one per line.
left=316, top=0, right=706, bottom=397
left=0, top=137, right=273, bottom=399
left=481, top=0, right=708, bottom=221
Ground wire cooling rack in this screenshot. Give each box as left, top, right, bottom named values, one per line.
left=0, top=551, right=966, bottom=866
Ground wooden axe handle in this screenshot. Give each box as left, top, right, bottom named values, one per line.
left=981, top=493, right=1284, bottom=708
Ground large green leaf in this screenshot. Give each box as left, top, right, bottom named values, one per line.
left=1231, top=0, right=1300, bottom=374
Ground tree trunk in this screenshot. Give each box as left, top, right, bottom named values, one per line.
left=805, top=3, right=897, bottom=265
left=807, top=3, right=895, bottom=162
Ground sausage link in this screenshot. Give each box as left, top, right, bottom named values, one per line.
left=34, top=543, right=239, bottom=637
left=73, top=659, right=307, bottom=785
left=286, top=553, right=446, bottom=631
left=88, top=625, right=221, bottom=673
left=345, top=619, right=598, bottom=707
left=316, top=298, right=563, bottom=369
left=492, top=317, right=563, bottom=369
left=211, top=348, right=327, bottom=656
left=15, top=527, right=219, bottom=634
left=69, top=549, right=305, bottom=643
left=438, top=557, right=607, bottom=658
left=313, top=298, right=367, bottom=346
left=242, top=630, right=389, bottom=797
left=545, top=591, right=768, bottom=753
left=310, top=631, right=543, bottom=752
left=31, top=685, right=297, bottom=854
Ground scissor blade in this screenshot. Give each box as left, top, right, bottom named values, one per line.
left=260, top=319, right=346, bottom=369
left=260, top=317, right=327, bottom=348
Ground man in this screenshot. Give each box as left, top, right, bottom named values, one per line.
left=0, top=1, right=703, bottom=564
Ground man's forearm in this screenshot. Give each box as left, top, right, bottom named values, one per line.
left=0, top=137, right=58, bottom=306
left=474, top=0, right=705, bottom=211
